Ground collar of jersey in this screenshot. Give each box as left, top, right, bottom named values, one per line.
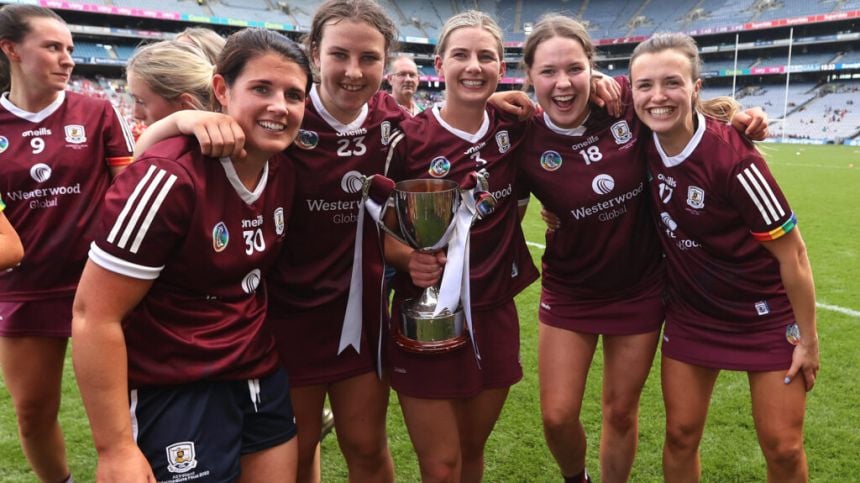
left=542, top=111, right=589, bottom=136
left=431, top=103, right=489, bottom=143
left=654, top=110, right=706, bottom=168
left=309, top=84, right=369, bottom=134
left=1, top=91, right=65, bottom=123
left=219, top=156, right=269, bottom=205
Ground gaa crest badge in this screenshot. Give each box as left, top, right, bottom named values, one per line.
left=495, top=130, right=511, bottom=153
left=166, top=441, right=198, bottom=473
left=212, top=222, right=229, bottom=252
left=274, top=207, right=285, bottom=236
left=428, top=156, right=451, bottom=178
left=610, top=121, right=632, bottom=144
left=539, top=150, right=562, bottom=171
left=64, top=125, right=87, bottom=144
left=295, top=129, right=319, bottom=150
left=0, top=136, right=8, bottom=154
left=687, top=186, right=705, bottom=209
left=381, top=121, right=392, bottom=146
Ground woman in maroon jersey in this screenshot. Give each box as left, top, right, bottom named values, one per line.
left=630, top=33, right=819, bottom=482
left=383, top=11, right=541, bottom=482
left=0, top=5, right=134, bottom=482
left=73, top=28, right=311, bottom=481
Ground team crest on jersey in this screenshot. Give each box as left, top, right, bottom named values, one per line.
left=30, top=163, right=52, bottom=183
left=610, top=121, right=632, bottom=144
left=591, top=174, right=615, bottom=195
left=166, top=442, right=198, bottom=473
left=495, top=130, right=511, bottom=153
left=295, top=129, right=319, bottom=150
left=539, top=150, right=563, bottom=171
left=64, top=125, right=87, bottom=144
left=242, top=269, right=262, bottom=294
left=786, top=323, right=801, bottom=345
left=212, top=222, right=229, bottom=252
left=381, top=121, right=392, bottom=146
left=341, top=170, right=365, bottom=194
left=686, top=186, right=705, bottom=209
left=428, top=156, right=451, bottom=178
left=274, top=207, right=285, bottom=236
left=0, top=136, right=8, bottom=154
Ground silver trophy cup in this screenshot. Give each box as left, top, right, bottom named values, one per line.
left=386, top=179, right=468, bottom=353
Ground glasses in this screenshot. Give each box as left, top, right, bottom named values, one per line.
left=393, top=71, right=419, bottom=79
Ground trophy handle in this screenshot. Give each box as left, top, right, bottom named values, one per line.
left=362, top=175, right=412, bottom=246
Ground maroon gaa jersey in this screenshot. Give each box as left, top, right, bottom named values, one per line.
left=645, top=112, right=797, bottom=331
left=91, top=137, right=290, bottom=388
left=388, top=103, right=539, bottom=309
left=0, top=91, right=134, bottom=300
left=519, top=76, right=663, bottom=299
left=267, top=87, right=407, bottom=312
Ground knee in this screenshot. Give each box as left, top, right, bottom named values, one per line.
left=664, top=421, right=702, bottom=454
left=340, top=435, right=389, bottom=467
left=760, top=437, right=805, bottom=469
left=419, top=457, right=460, bottom=483
left=603, top=403, right=637, bottom=436
left=541, top=403, right=577, bottom=435
left=13, top=397, right=60, bottom=435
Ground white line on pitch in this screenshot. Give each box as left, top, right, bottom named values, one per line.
left=525, top=240, right=859, bottom=318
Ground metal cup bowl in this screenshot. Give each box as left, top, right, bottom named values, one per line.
left=394, top=179, right=460, bottom=251
left=395, top=297, right=468, bottom=353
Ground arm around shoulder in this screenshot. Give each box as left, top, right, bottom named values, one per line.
left=0, top=212, right=24, bottom=270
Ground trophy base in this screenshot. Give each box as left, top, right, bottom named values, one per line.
left=395, top=300, right=468, bottom=354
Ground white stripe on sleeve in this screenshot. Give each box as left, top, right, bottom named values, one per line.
left=749, top=164, right=785, bottom=218
left=107, top=165, right=157, bottom=244
left=736, top=171, right=772, bottom=225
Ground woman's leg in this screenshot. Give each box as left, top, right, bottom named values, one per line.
left=329, top=371, right=394, bottom=483
left=599, top=331, right=659, bottom=483
left=399, top=393, right=464, bottom=483
left=538, top=323, right=598, bottom=479
left=661, top=356, right=719, bottom=483
left=238, top=437, right=298, bottom=483
left=455, top=387, right=510, bottom=483
left=748, top=370, right=808, bottom=483
left=289, top=384, right=327, bottom=483
left=0, top=336, right=70, bottom=482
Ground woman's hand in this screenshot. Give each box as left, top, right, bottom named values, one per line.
left=408, top=250, right=446, bottom=288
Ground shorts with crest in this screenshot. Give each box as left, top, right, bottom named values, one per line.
left=0, top=295, right=73, bottom=337
left=388, top=300, right=522, bottom=399
left=661, top=318, right=797, bottom=371
left=132, top=367, right=296, bottom=482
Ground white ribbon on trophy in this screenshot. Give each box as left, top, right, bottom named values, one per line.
left=433, top=172, right=493, bottom=362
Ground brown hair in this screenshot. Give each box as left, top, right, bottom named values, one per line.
left=304, top=0, right=398, bottom=60
left=435, top=10, right=503, bottom=59
left=214, top=28, right=312, bottom=110
left=630, top=32, right=739, bottom=122
left=522, top=14, right=594, bottom=72
left=0, top=4, right=65, bottom=92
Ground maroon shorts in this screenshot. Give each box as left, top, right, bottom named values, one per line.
left=661, top=318, right=796, bottom=371
left=538, top=283, right=664, bottom=335
left=0, top=295, right=74, bottom=338
left=266, top=300, right=381, bottom=387
left=388, top=300, right=523, bottom=399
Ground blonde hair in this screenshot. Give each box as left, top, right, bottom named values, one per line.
left=127, top=40, right=214, bottom=111
left=175, top=27, right=226, bottom=65
left=630, top=32, right=739, bottom=122
left=435, top=10, right=504, bottom=59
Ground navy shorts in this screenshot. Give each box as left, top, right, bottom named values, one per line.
left=131, top=368, right=296, bottom=482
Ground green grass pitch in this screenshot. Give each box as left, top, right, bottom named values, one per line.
left=1, top=143, right=858, bottom=481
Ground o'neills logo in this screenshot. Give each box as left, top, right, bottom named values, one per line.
left=21, top=128, right=52, bottom=137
